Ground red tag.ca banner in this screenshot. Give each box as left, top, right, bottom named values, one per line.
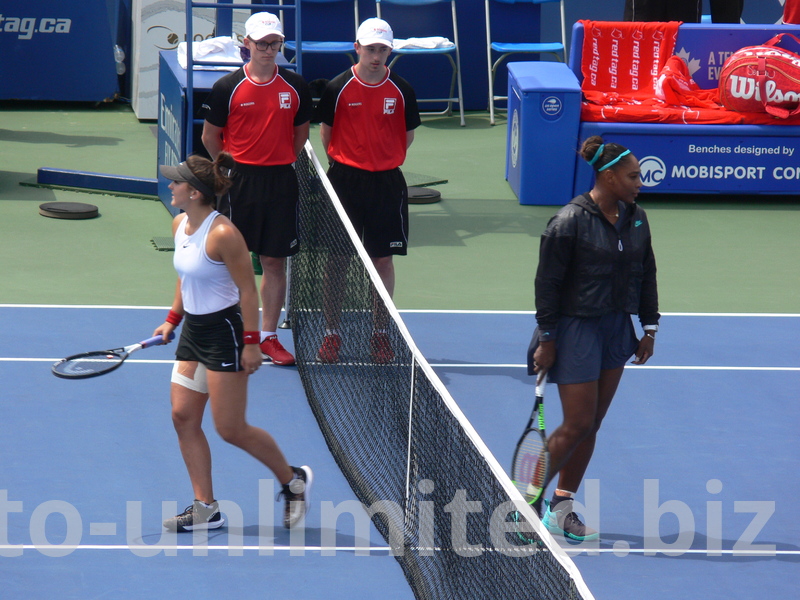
left=579, top=20, right=680, bottom=98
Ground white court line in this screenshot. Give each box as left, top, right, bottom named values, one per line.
left=1, top=305, right=799, bottom=318
left=2, top=543, right=796, bottom=557
left=2, top=309, right=797, bottom=371
left=429, top=364, right=800, bottom=372
left=0, top=544, right=392, bottom=553
left=563, top=548, right=799, bottom=557
left=2, top=358, right=798, bottom=372
left=0, top=304, right=170, bottom=310
left=1, top=358, right=173, bottom=364
left=398, top=310, right=800, bottom=318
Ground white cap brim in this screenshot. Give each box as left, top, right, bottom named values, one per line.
left=358, top=37, right=393, bottom=47
left=248, top=28, right=284, bottom=40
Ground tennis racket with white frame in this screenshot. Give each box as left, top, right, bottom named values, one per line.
left=52, top=333, right=174, bottom=379
left=510, top=372, right=550, bottom=506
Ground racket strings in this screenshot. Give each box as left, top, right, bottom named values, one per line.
left=53, top=353, right=124, bottom=377
left=512, top=436, right=549, bottom=502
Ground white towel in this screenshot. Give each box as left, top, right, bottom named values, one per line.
left=392, top=37, right=455, bottom=50
left=177, top=36, right=244, bottom=70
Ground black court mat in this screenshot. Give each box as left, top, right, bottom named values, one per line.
left=403, top=171, right=448, bottom=187
left=39, top=202, right=99, bottom=219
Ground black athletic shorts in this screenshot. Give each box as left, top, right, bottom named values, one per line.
left=175, top=304, right=245, bottom=372
left=219, top=162, right=300, bottom=258
left=327, top=161, right=409, bottom=257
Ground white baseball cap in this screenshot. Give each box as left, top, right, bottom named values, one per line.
left=245, top=12, right=284, bottom=40
left=356, top=18, right=393, bottom=47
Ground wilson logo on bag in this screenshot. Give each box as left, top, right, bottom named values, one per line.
left=719, top=33, right=800, bottom=119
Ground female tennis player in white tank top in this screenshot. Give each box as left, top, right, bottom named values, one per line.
left=173, top=208, right=240, bottom=315
left=153, top=152, right=312, bottom=533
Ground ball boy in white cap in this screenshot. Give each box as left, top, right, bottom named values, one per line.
left=201, top=12, right=312, bottom=366
left=315, top=18, right=420, bottom=364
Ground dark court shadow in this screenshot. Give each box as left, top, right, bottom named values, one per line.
left=587, top=531, right=800, bottom=564
left=0, top=128, right=124, bottom=148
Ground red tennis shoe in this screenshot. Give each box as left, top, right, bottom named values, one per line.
left=370, top=331, right=394, bottom=364
left=260, top=335, right=295, bottom=366
left=317, top=333, right=342, bottom=363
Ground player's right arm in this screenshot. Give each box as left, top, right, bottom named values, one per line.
left=208, top=218, right=262, bottom=371
left=293, top=121, right=310, bottom=158
left=202, top=121, right=225, bottom=161
left=316, top=75, right=338, bottom=159
left=153, top=215, right=186, bottom=341
left=320, top=123, right=332, bottom=156
left=406, top=130, right=415, bottom=149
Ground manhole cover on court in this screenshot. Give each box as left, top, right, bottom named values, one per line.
left=38, top=202, right=99, bottom=220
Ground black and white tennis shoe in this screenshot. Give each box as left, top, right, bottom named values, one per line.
left=163, top=500, right=225, bottom=532
left=280, top=465, right=313, bottom=529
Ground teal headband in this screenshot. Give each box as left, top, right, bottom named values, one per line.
left=597, top=149, right=631, bottom=172
left=588, top=144, right=605, bottom=166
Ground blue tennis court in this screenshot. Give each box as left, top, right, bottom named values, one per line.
left=1, top=306, right=797, bottom=599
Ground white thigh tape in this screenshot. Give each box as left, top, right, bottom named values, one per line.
left=171, top=361, right=209, bottom=394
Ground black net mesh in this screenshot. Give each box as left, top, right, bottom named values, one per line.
left=290, top=146, right=591, bottom=600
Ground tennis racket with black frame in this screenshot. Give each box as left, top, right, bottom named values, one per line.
left=52, top=333, right=174, bottom=379
left=511, top=373, right=550, bottom=507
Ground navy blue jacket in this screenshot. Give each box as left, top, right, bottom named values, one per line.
left=534, top=193, right=660, bottom=338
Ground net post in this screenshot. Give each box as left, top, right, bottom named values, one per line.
left=279, top=257, right=292, bottom=329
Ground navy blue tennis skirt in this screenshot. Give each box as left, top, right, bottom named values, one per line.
left=541, top=311, right=639, bottom=385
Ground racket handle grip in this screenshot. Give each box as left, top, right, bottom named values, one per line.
left=535, top=372, right=548, bottom=396
left=141, top=332, right=175, bottom=348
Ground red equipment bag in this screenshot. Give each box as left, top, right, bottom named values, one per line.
left=718, top=33, right=800, bottom=119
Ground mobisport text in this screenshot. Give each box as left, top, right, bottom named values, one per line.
left=683, top=143, right=798, bottom=180
left=640, top=144, right=800, bottom=187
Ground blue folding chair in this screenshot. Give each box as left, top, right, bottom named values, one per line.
left=485, top=0, right=567, bottom=124
left=376, top=0, right=465, bottom=126
left=282, top=0, right=361, bottom=66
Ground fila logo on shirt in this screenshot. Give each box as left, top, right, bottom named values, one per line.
left=384, top=98, right=397, bottom=114
left=279, top=92, right=292, bottom=109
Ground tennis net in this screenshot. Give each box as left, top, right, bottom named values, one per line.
left=290, top=142, right=594, bottom=600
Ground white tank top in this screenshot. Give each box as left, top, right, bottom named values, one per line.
left=174, top=211, right=239, bottom=315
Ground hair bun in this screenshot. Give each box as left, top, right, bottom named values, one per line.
left=217, top=152, right=235, bottom=170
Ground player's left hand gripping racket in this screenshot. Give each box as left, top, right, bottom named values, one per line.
left=511, top=373, right=550, bottom=506
left=52, top=333, right=174, bottom=379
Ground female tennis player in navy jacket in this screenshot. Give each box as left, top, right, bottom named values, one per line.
left=154, top=153, right=311, bottom=533
left=531, top=135, right=660, bottom=542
